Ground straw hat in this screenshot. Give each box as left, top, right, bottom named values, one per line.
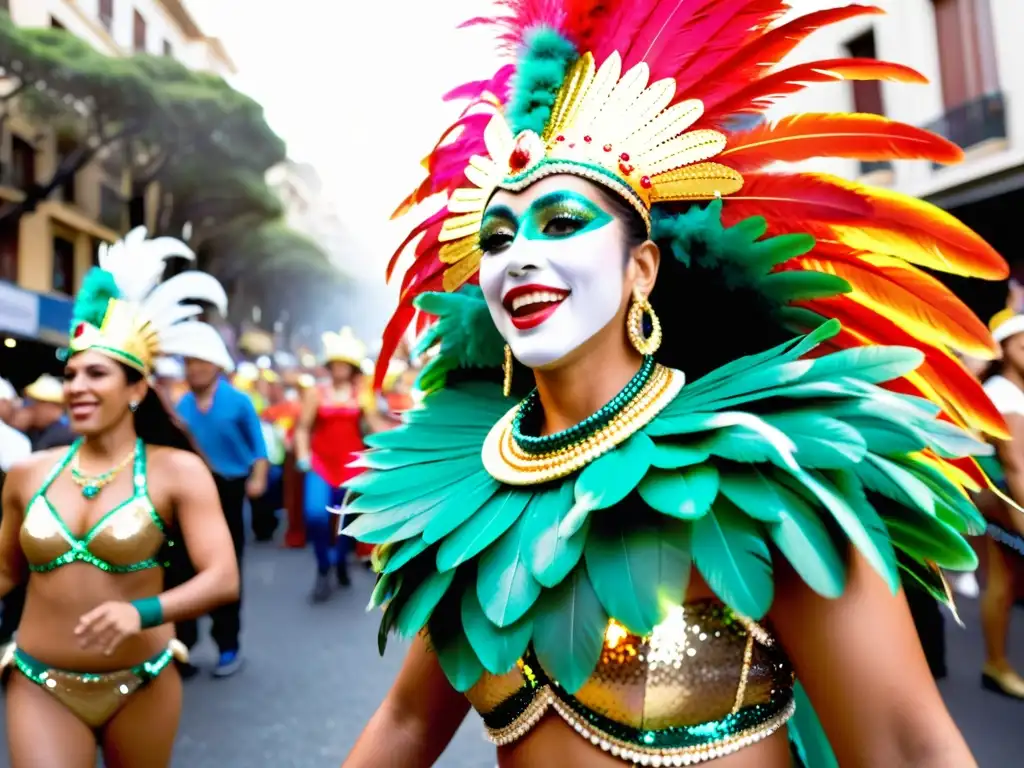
left=24, top=374, right=64, bottom=405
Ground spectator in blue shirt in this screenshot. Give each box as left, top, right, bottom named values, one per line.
left=174, top=358, right=268, bottom=678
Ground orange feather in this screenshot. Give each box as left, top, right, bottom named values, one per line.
left=720, top=113, right=962, bottom=172
left=789, top=252, right=997, bottom=358
left=704, top=58, right=927, bottom=122
left=806, top=297, right=1009, bottom=439
left=720, top=172, right=872, bottom=226
left=820, top=174, right=1008, bottom=279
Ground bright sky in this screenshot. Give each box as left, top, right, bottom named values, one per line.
left=189, top=1, right=504, bottom=339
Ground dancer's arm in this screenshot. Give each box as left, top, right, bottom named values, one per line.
left=993, top=412, right=1024, bottom=537
left=344, top=634, right=470, bottom=767
left=771, top=547, right=976, bottom=768
left=294, top=387, right=319, bottom=468
left=0, top=459, right=29, bottom=599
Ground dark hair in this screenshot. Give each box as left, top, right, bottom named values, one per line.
left=601, top=192, right=794, bottom=379
left=121, top=364, right=200, bottom=455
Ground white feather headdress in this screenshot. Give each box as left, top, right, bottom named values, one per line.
left=68, top=227, right=234, bottom=373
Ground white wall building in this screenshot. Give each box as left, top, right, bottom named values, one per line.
left=778, top=0, right=1022, bottom=209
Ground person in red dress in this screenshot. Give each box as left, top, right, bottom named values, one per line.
left=293, top=329, right=385, bottom=602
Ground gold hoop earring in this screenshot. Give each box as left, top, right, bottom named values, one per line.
left=627, top=288, right=662, bottom=356
left=503, top=344, right=513, bottom=398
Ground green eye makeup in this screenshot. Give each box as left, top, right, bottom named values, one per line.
left=480, top=191, right=613, bottom=252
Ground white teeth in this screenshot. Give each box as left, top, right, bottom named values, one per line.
left=510, top=291, right=566, bottom=312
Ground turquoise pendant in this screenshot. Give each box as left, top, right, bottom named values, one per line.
left=82, top=485, right=100, bottom=500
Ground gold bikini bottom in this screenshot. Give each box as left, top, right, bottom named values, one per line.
left=1, top=639, right=188, bottom=729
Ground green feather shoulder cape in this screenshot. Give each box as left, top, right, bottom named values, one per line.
left=346, top=286, right=987, bottom=696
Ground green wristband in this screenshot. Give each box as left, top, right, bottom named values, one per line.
left=131, top=596, right=164, bottom=629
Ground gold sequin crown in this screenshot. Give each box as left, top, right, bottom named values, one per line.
left=70, top=299, right=160, bottom=373
left=437, top=51, right=745, bottom=291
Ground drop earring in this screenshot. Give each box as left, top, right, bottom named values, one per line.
left=627, top=287, right=662, bottom=356
left=129, top=400, right=139, bottom=413
left=503, top=344, right=513, bottom=398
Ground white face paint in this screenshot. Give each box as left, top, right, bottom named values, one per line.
left=478, top=177, right=629, bottom=369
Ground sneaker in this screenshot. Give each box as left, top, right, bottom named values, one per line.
left=310, top=573, right=332, bottom=603
left=337, top=564, right=351, bottom=588
left=212, top=650, right=244, bottom=678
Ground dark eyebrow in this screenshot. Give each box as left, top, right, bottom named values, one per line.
left=481, top=204, right=516, bottom=221
left=528, top=190, right=596, bottom=210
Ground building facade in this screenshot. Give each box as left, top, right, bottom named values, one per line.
left=0, top=0, right=234, bottom=344
left=777, top=0, right=1021, bottom=312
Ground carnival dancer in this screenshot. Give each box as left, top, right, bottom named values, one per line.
left=975, top=311, right=1024, bottom=699
left=0, top=227, right=239, bottom=766
left=341, top=3, right=1011, bottom=766
left=294, top=329, right=378, bottom=601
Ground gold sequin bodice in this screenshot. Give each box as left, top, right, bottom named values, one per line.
left=20, top=441, right=166, bottom=574
left=466, top=600, right=795, bottom=765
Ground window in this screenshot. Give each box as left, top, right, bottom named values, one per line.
left=52, top=236, right=75, bottom=295
left=100, top=185, right=125, bottom=232
left=133, top=10, right=147, bottom=52
left=99, top=0, right=113, bottom=30
left=0, top=220, right=17, bottom=282
left=932, top=0, right=998, bottom=109
left=163, top=40, right=173, bottom=57
left=846, top=30, right=884, bottom=115
left=10, top=136, right=35, bottom=190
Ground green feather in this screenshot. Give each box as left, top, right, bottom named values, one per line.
left=436, top=488, right=532, bottom=571
left=421, top=475, right=502, bottom=545
left=524, top=481, right=589, bottom=588
left=718, top=465, right=793, bottom=523
left=381, top=536, right=431, bottom=575
left=761, top=413, right=867, bottom=468
left=855, top=455, right=936, bottom=516
left=71, top=267, right=120, bottom=330
left=572, top=433, right=655, bottom=514
left=584, top=518, right=691, bottom=636
left=881, top=507, right=978, bottom=571
left=692, top=499, right=774, bottom=619
left=461, top=587, right=533, bottom=676
left=432, top=626, right=485, bottom=693
left=413, top=288, right=506, bottom=390
left=759, top=271, right=851, bottom=302
left=649, top=440, right=710, bottom=469
left=476, top=508, right=543, bottom=627
left=368, top=571, right=399, bottom=610
left=395, top=569, right=456, bottom=638
left=637, top=465, right=719, bottom=519
left=789, top=681, right=839, bottom=768
left=768, top=485, right=846, bottom=599
left=532, top=567, right=608, bottom=695
left=506, top=28, right=579, bottom=136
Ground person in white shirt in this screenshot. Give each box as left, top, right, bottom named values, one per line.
left=977, top=312, right=1024, bottom=700
left=0, top=377, right=31, bottom=473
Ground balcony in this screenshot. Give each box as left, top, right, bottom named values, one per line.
left=925, top=92, right=1007, bottom=160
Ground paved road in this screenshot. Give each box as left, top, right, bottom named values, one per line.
left=1, top=541, right=1021, bottom=767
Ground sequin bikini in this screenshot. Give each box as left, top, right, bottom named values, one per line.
left=3, top=438, right=182, bottom=730
left=466, top=601, right=794, bottom=765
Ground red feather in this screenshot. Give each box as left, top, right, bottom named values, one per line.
left=720, top=172, right=872, bottom=227
left=703, top=58, right=926, bottom=123
left=806, top=297, right=1008, bottom=439
left=686, top=5, right=884, bottom=105
left=787, top=252, right=997, bottom=357
left=719, top=113, right=962, bottom=172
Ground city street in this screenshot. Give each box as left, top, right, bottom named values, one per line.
left=1, top=540, right=1021, bottom=767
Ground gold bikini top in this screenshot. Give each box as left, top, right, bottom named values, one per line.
left=465, top=600, right=794, bottom=765
left=20, top=439, right=166, bottom=574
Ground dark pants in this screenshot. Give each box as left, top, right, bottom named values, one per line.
left=251, top=464, right=283, bottom=542
left=170, top=474, right=247, bottom=654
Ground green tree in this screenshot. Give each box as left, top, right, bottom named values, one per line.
left=0, top=14, right=160, bottom=219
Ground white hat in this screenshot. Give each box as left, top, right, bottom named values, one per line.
left=0, top=377, right=15, bottom=401
left=992, top=314, right=1024, bottom=344
left=24, top=374, right=64, bottom=405
left=153, top=357, right=185, bottom=379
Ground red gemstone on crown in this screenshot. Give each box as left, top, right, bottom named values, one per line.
left=73, top=322, right=86, bottom=339
left=640, top=176, right=652, bottom=189
left=620, top=152, right=630, bottom=161
left=556, top=134, right=566, bottom=142
left=584, top=135, right=592, bottom=143
left=603, top=144, right=612, bottom=152
left=619, top=162, right=634, bottom=175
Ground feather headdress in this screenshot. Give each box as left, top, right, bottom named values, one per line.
left=379, top=1, right=1007, bottom=445
left=69, top=227, right=233, bottom=374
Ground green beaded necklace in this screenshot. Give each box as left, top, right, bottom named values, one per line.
left=511, top=356, right=656, bottom=456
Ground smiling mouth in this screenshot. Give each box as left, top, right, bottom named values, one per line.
left=69, top=403, right=97, bottom=419
left=503, top=287, right=570, bottom=330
